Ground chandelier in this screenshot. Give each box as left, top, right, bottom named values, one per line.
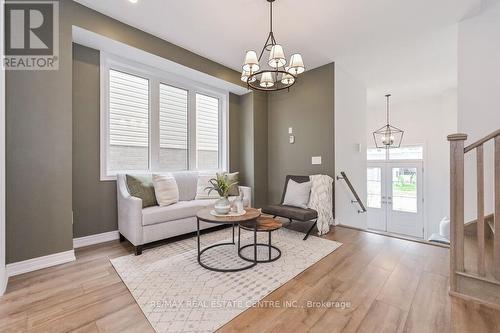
left=372, top=94, right=404, bottom=149
left=241, top=0, right=305, bottom=92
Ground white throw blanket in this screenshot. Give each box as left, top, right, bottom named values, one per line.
left=308, top=174, right=334, bottom=235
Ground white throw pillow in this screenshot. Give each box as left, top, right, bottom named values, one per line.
left=283, top=179, right=312, bottom=209
left=152, top=174, right=179, bottom=207
left=195, top=173, right=221, bottom=199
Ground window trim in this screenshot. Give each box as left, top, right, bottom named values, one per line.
left=100, top=52, right=229, bottom=181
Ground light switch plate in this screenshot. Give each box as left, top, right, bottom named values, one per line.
left=312, top=156, right=322, bottom=165
left=289, top=135, right=295, bottom=144
left=288, top=127, right=293, bottom=134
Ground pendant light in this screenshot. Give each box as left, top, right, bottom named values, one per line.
left=241, top=0, right=305, bottom=92
left=372, top=94, right=404, bottom=149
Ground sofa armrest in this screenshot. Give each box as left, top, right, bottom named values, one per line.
left=116, top=174, right=143, bottom=246
left=239, top=186, right=252, bottom=208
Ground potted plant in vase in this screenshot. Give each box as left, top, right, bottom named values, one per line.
left=205, top=174, right=238, bottom=215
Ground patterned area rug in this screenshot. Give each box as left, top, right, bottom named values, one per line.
left=111, top=227, right=342, bottom=333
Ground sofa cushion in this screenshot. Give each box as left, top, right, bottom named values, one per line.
left=126, top=174, right=158, bottom=208
left=282, top=179, right=311, bottom=209
left=262, top=204, right=318, bottom=221
left=195, top=173, right=221, bottom=199
left=172, top=171, right=198, bottom=201
left=226, top=172, right=240, bottom=196
left=142, top=199, right=217, bottom=226
left=152, top=174, right=179, bottom=207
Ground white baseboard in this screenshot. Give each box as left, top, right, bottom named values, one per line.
left=73, top=230, right=119, bottom=249
left=6, top=250, right=76, bottom=277
left=0, top=270, right=7, bottom=295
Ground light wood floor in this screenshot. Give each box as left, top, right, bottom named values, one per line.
left=1, top=225, right=499, bottom=333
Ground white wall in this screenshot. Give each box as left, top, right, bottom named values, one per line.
left=458, top=2, right=500, bottom=222
left=335, top=66, right=368, bottom=229
left=367, top=90, right=457, bottom=238
left=0, top=0, right=7, bottom=295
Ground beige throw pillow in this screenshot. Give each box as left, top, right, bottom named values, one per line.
left=195, top=173, right=221, bottom=199
left=226, top=172, right=240, bottom=196
left=152, top=174, right=179, bottom=207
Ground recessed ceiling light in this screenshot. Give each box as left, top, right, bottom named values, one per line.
left=129, top=0, right=138, bottom=3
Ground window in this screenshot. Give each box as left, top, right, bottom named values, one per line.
left=108, top=70, right=149, bottom=172
left=367, top=145, right=424, bottom=161
left=196, top=93, right=219, bottom=170
left=101, top=54, right=228, bottom=180
left=367, top=148, right=386, bottom=161
left=159, top=84, right=188, bottom=171
left=389, top=146, right=423, bottom=160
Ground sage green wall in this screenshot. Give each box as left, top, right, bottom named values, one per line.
left=235, top=92, right=268, bottom=208
left=229, top=93, right=241, bottom=173
left=6, top=0, right=245, bottom=261
left=73, top=44, right=118, bottom=238
left=253, top=92, right=269, bottom=208
left=71, top=44, right=247, bottom=238
left=238, top=93, right=255, bottom=192
left=6, top=0, right=73, bottom=263
left=267, top=63, right=335, bottom=204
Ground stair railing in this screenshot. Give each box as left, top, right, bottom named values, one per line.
left=337, top=171, right=367, bottom=214
left=448, top=128, right=500, bottom=293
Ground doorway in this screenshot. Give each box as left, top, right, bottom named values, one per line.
left=366, top=147, right=424, bottom=238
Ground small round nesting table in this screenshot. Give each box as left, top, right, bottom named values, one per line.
left=238, top=217, right=283, bottom=263
left=196, top=207, right=261, bottom=272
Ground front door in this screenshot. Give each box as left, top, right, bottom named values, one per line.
left=367, top=161, right=424, bottom=238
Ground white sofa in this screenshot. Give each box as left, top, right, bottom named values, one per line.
left=117, top=171, right=251, bottom=255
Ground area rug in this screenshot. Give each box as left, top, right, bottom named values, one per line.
left=111, top=227, right=342, bottom=333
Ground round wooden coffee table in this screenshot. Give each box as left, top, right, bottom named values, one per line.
left=196, top=207, right=261, bottom=272
left=238, top=217, right=283, bottom=263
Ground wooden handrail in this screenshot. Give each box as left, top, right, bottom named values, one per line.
left=464, top=128, right=500, bottom=153
left=337, top=171, right=367, bottom=214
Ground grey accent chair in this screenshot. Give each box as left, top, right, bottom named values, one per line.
left=262, top=175, right=320, bottom=240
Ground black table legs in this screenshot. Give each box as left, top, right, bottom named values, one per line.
left=197, top=218, right=258, bottom=272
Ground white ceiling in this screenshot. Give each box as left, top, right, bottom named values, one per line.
left=74, top=0, right=484, bottom=105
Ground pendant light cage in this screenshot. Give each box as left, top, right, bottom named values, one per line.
left=372, top=94, right=404, bottom=149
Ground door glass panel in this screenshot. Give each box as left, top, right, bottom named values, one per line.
left=367, top=167, right=382, bottom=208
left=392, top=167, right=417, bottom=213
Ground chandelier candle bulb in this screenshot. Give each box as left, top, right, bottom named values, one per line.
left=269, top=44, right=287, bottom=68
left=241, top=69, right=257, bottom=83
left=260, top=72, right=275, bottom=88
left=288, top=54, right=305, bottom=75
left=243, top=51, right=260, bottom=72
left=281, top=73, right=295, bottom=85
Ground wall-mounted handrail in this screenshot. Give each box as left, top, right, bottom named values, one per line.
left=337, top=171, right=367, bottom=214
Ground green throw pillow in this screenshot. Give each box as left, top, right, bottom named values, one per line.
left=226, top=172, right=240, bottom=197
left=126, top=175, right=158, bottom=208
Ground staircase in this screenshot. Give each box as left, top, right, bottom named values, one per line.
left=448, top=129, right=500, bottom=307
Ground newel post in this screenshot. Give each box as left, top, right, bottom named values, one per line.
left=448, top=133, right=467, bottom=291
